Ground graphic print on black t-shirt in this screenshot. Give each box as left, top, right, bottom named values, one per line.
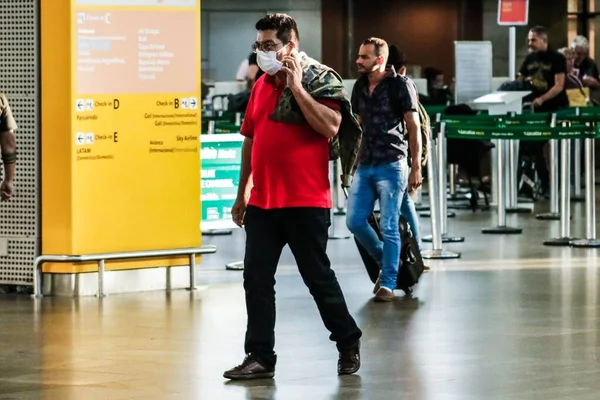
left=519, top=50, right=569, bottom=111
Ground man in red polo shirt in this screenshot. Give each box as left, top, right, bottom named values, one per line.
left=223, top=13, right=362, bottom=380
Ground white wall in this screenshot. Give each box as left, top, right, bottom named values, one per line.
left=201, top=0, right=322, bottom=82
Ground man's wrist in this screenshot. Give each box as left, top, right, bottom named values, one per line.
left=411, top=160, right=422, bottom=171
left=236, top=190, right=250, bottom=201
left=290, top=83, right=305, bottom=96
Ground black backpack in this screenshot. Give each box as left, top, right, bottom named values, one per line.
left=388, top=76, right=432, bottom=167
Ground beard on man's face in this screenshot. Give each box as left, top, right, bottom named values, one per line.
left=357, top=61, right=377, bottom=74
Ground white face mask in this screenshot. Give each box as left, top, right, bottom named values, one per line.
left=256, top=48, right=286, bottom=75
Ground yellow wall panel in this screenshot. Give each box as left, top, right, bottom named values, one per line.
left=41, top=0, right=202, bottom=273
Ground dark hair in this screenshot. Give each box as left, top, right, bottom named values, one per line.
left=444, top=103, right=476, bottom=116
left=388, top=44, right=407, bottom=70
left=255, top=13, right=299, bottom=43
left=362, top=37, right=389, bottom=61
left=424, top=67, right=443, bottom=83
left=529, top=25, right=548, bottom=38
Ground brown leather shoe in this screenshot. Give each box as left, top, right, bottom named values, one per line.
left=223, top=355, right=275, bottom=380
left=338, top=341, right=360, bottom=375
left=374, top=287, right=394, bottom=302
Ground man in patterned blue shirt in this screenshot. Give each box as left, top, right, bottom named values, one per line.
left=346, top=37, right=422, bottom=302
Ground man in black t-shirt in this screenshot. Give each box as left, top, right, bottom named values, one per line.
left=517, top=26, right=567, bottom=196
left=518, top=26, right=568, bottom=112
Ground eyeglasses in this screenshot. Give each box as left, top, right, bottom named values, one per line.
left=251, top=40, right=286, bottom=53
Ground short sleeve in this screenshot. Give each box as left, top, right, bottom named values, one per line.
left=553, top=52, right=567, bottom=75
left=0, top=93, right=17, bottom=132
left=580, top=58, right=599, bottom=79
left=240, top=88, right=255, bottom=139
left=398, top=79, right=419, bottom=114
left=518, top=56, right=529, bottom=77
left=318, top=99, right=341, bottom=111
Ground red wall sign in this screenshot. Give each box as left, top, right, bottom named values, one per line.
left=497, top=0, right=529, bottom=26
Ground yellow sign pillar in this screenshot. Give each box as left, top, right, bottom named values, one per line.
left=41, top=0, right=202, bottom=273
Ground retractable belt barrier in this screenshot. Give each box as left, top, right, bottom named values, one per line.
left=444, top=123, right=599, bottom=141
left=438, top=118, right=600, bottom=244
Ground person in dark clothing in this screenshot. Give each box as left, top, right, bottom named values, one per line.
left=517, top=25, right=568, bottom=195
left=388, top=45, right=407, bottom=76
left=518, top=26, right=568, bottom=111
left=247, top=52, right=264, bottom=89
left=424, top=67, right=453, bottom=105
left=346, top=38, right=422, bottom=302
left=385, top=44, right=424, bottom=251
left=0, top=93, right=16, bottom=201
left=570, top=35, right=600, bottom=104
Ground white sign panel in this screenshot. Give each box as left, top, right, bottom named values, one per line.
left=454, top=41, right=494, bottom=105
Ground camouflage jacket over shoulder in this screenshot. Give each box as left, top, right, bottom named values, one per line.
left=269, top=52, right=362, bottom=188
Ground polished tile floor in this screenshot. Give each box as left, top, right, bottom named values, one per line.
left=2, top=192, right=600, bottom=399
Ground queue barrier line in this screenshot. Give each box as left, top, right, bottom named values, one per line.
left=439, top=113, right=600, bottom=126
left=444, top=124, right=600, bottom=141
left=441, top=120, right=599, bottom=241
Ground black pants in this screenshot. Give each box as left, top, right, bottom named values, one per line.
left=525, top=105, right=569, bottom=190
left=520, top=140, right=550, bottom=189
left=242, top=205, right=362, bottom=369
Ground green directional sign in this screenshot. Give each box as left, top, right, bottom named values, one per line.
left=200, top=133, right=244, bottom=230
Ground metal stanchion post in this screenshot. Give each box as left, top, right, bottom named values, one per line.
left=491, top=139, right=499, bottom=206
left=572, top=138, right=584, bottom=202
left=419, top=210, right=456, bottom=218
left=506, top=139, right=532, bottom=213
left=333, top=159, right=346, bottom=216
left=482, top=139, right=522, bottom=234
left=544, top=135, right=579, bottom=246
left=328, top=211, right=350, bottom=239
left=329, top=161, right=350, bottom=240
left=226, top=261, right=244, bottom=271
left=449, top=164, right=456, bottom=198
left=421, top=133, right=461, bottom=260
left=188, top=254, right=197, bottom=291
left=97, top=260, right=106, bottom=298
left=572, top=108, right=584, bottom=202
left=423, top=122, right=464, bottom=243
left=447, top=164, right=472, bottom=210
left=447, top=164, right=470, bottom=199
left=536, top=113, right=561, bottom=220
left=571, top=134, right=600, bottom=247
left=419, top=114, right=456, bottom=218
left=415, top=188, right=429, bottom=212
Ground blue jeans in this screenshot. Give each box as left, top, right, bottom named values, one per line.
left=346, top=160, right=408, bottom=291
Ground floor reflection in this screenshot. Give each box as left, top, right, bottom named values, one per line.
left=2, top=201, right=600, bottom=399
